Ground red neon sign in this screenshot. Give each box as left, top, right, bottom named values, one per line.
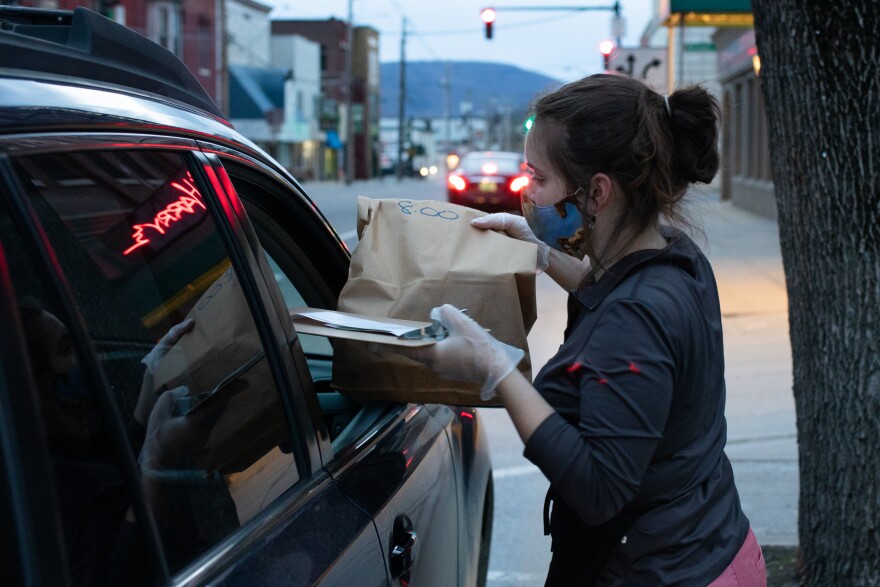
left=123, top=173, right=206, bottom=255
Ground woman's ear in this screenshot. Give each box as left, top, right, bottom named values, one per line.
left=590, top=173, right=615, bottom=211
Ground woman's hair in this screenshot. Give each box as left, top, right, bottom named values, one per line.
left=529, top=73, right=720, bottom=265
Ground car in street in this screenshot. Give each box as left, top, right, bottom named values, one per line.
left=446, top=151, right=529, bottom=213
left=0, top=6, right=492, bottom=586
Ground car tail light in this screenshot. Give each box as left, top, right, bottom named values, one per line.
left=448, top=174, right=467, bottom=191
left=481, top=163, right=498, bottom=175
left=509, top=175, right=529, bottom=193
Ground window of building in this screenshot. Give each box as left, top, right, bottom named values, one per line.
left=147, top=1, right=183, bottom=58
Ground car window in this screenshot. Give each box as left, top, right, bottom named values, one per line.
left=263, top=250, right=333, bottom=358
left=458, top=154, right=524, bottom=174
left=6, top=149, right=301, bottom=576
left=223, top=163, right=394, bottom=454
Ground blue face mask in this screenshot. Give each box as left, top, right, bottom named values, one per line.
left=522, top=188, right=585, bottom=252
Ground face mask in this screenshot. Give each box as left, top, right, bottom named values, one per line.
left=522, top=188, right=584, bottom=251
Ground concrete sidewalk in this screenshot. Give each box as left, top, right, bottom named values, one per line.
left=525, top=192, right=798, bottom=547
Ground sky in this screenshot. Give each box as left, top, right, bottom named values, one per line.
left=267, top=0, right=656, bottom=82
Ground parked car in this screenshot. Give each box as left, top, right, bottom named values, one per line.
left=446, top=151, right=529, bottom=213
left=0, top=6, right=492, bottom=587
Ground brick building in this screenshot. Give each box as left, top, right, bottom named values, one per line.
left=15, top=0, right=219, bottom=107
left=272, top=18, right=380, bottom=180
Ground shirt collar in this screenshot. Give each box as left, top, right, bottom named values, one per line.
left=573, top=228, right=697, bottom=310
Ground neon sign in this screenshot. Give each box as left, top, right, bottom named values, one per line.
left=123, top=173, right=206, bottom=255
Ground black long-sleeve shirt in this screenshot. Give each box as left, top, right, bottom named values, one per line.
left=525, top=229, right=750, bottom=586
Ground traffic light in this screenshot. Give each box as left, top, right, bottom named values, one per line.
left=481, top=8, right=496, bottom=40
left=599, top=40, right=615, bottom=70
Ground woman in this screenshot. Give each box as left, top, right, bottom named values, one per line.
left=404, top=74, right=766, bottom=585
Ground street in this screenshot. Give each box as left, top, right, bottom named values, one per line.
left=300, top=175, right=798, bottom=586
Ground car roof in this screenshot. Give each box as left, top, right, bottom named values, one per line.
left=0, top=5, right=224, bottom=119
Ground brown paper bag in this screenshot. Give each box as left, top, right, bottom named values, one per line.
left=332, top=197, right=537, bottom=405
left=151, top=266, right=287, bottom=473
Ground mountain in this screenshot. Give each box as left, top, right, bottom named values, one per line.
left=380, top=61, right=561, bottom=120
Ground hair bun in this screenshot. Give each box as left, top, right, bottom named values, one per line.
left=668, top=86, right=721, bottom=184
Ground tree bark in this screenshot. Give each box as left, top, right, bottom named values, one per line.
left=751, top=2, right=880, bottom=585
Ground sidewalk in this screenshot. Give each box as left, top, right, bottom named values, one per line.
left=526, top=192, right=798, bottom=547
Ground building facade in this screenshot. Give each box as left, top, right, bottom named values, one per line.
left=271, top=18, right=380, bottom=180
left=270, top=34, right=323, bottom=181
left=16, top=0, right=220, bottom=107
left=225, top=0, right=271, bottom=68
left=714, top=28, right=774, bottom=218
left=351, top=26, right=380, bottom=179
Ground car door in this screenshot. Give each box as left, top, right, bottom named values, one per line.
left=0, top=137, right=388, bottom=586
left=213, top=152, right=462, bottom=586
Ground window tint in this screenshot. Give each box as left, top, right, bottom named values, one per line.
left=8, top=149, right=300, bottom=576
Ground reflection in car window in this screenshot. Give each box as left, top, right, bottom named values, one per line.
left=8, top=150, right=300, bottom=575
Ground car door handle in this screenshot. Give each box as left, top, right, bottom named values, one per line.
left=389, top=514, right=418, bottom=581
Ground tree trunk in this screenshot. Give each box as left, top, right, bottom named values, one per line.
left=751, top=2, right=880, bottom=585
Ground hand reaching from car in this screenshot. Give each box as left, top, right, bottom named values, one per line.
left=471, top=213, right=550, bottom=272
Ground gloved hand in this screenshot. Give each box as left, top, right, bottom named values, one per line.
left=141, top=318, right=195, bottom=374
left=135, top=318, right=195, bottom=426
left=396, top=305, right=524, bottom=401
left=471, top=213, right=550, bottom=272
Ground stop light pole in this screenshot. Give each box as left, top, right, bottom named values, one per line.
left=480, top=2, right=622, bottom=45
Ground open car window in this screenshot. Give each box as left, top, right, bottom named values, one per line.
left=223, top=161, right=395, bottom=455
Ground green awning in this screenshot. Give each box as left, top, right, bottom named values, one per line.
left=663, top=0, right=753, bottom=27
left=663, top=0, right=755, bottom=28
left=670, top=0, right=751, bottom=12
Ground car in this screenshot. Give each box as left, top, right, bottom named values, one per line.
left=446, top=151, right=530, bottom=213
left=0, top=6, right=492, bottom=587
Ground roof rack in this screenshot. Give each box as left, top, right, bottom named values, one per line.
left=0, top=5, right=225, bottom=119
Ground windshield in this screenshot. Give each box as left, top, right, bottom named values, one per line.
left=458, top=154, right=524, bottom=174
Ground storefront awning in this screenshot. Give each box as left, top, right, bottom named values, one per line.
left=663, top=0, right=753, bottom=27
left=325, top=130, right=343, bottom=150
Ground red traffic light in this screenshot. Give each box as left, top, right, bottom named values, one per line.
left=481, top=7, right=496, bottom=39
left=599, top=40, right=615, bottom=69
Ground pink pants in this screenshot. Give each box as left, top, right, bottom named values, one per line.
left=707, top=528, right=767, bottom=587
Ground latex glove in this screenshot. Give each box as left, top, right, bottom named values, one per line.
left=136, top=318, right=195, bottom=425
left=141, top=318, right=195, bottom=374
left=471, top=213, right=550, bottom=272
left=397, top=304, right=524, bottom=401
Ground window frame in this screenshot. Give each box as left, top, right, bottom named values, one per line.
left=0, top=155, right=72, bottom=587
left=204, top=149, right=409, bottom=466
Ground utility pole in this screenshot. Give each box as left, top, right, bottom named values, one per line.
left=218, top=0, right=228, bottom=116
left=344, top=0, right=354, bottom=184
left=396, top=16, right=407, bottom=181
left=442, top=61, right=451, bottom=158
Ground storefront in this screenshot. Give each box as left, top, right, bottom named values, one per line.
left=715, top=27, right=775, bottom=219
